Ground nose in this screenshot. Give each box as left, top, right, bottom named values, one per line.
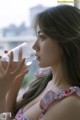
left=32, top=40, right=39, bottom=51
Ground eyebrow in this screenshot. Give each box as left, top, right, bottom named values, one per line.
left=37, top=30, right=43, bottom=34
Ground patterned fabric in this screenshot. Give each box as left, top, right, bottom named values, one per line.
left=15, top=108, right=29, bottom=120
left=15, top=86, right=80, bottom=120
left=40, top=86, right=80, bottom=116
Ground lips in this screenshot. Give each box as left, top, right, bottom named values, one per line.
left=37, top=56, right=40, bottom=60
left=35, top=54, right=40, bottom=60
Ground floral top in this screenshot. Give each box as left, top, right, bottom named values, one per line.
left=15, top=108, right=29, bottom=120
left=15, top=86, right=80, bottom=120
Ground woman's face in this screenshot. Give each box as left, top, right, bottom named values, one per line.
left=32, top=26, right=62, bottom=68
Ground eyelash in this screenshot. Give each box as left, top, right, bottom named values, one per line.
left=38, top=35, right=46, bottom=41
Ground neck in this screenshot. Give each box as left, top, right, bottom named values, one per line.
left=51, top=63, right=71, bottom=90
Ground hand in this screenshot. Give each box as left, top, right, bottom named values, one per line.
left=0, top=49, right=29, bottom=112
left=0, top=51, right=28, bottom=96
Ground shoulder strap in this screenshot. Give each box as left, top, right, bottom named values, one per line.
left=40, top=86, right=80, bottom=115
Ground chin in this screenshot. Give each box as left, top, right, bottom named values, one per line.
left=39, top=63, right=50, bottom=68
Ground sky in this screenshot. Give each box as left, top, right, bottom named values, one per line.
left=0, top=0, right=58, bottom=28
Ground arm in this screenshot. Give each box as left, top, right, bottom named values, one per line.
left=0, top=51, right=28, bottom=113
left=6, top=70, right=28, bottom=112
left=6, top=84, right=29, bottom=113
left=40, top=95, right=80, bottom=120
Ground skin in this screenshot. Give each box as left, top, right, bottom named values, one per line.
left=0, top=51, right=28, bottom=113
left=30, top=26, right=80, bottom=120
left=0, top=26, right=80, bottom=120
left=32, top=26, right=71, bottom=89
left=40, top=95, right=80, bottom=120
left=16, top=26, right=80, bottom=120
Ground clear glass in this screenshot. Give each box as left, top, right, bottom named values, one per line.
left=1, top=42, right=36, bottom=66
left=1, top=42, right=27, bottom=61
left=25, top=56, right=36, bottom=66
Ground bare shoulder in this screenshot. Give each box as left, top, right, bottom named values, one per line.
left=40, top=95, right=80, bottom=120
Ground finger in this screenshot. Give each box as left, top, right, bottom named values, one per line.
left=4, top=50, right=8, bottom=54
left=0, top=61, right=4, bottom=73
left=17, top=58, right=26, bottom=71
left=15, top=69, right=29, bottom=82
left=0, top=56, right=2, bottom=59
left=12, top=58, right=26, bottom=75
left=12, top=69, right=29, bottom=90
left=6, top=51, right=14, bottom=72
left=18, top=48, right=22, bottom=61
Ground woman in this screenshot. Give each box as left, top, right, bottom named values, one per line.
left=0, top=5, right=80, bottom=120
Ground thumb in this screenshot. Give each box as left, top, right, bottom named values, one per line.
left=13, top=69, right=29, bottom=89
left=15, top=69, right=29, bottom=82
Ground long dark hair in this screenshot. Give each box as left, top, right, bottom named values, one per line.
left=13, top=5, right=80, bottom=116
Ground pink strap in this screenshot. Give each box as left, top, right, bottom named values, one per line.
left=40, top=86, right=80, bottom=115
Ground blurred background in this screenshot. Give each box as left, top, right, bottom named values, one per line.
left=0, top=0, right=79, bottom=94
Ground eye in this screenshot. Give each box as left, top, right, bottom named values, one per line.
left=38, top=34, right=46, bottom=41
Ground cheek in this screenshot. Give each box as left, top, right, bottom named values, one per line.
left=44, top=46, right=62, bottom=65
left=52, top=52, right=61, bottom=64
